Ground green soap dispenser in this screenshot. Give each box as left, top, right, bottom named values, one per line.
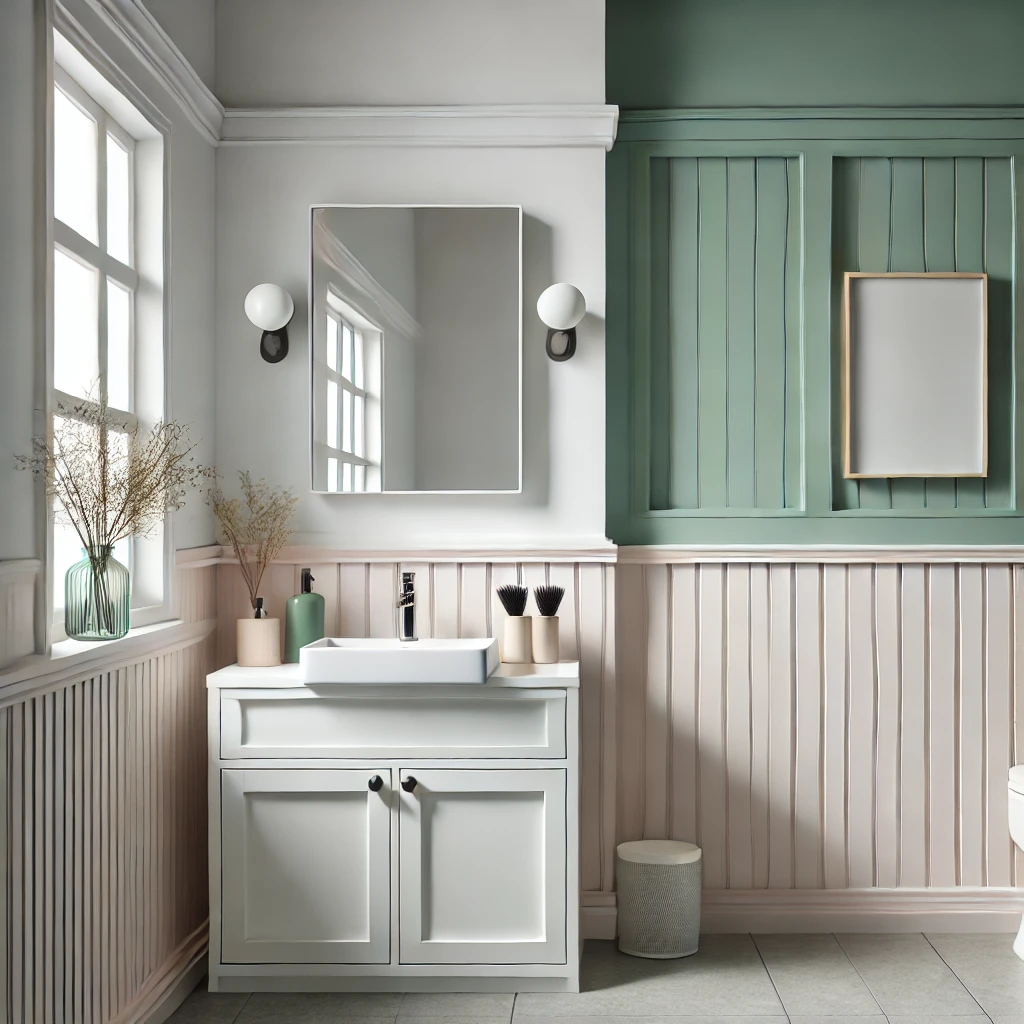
left=284, top=568, right=325, bottom=663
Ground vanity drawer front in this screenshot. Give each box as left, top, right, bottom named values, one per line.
left=220, top=688, right=567, bottom=759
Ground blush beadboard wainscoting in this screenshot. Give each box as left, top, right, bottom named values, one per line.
left=211, top=547, right=1024, bottom=937
left=0, top=562, right=217, bottom=1024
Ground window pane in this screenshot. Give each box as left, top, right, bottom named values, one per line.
left=342, top=389, right=352, bottom=452
left=354, top=330, right=364, bottom=389
left=54, top=87, right=98, bottom=243
left=342, top=324, right=352, bottom=381
left=355, top=464, right=366, bottom=493
left=54, top=249, right=99, bottom=400
left=354, top=394, right=364, bottom=458
left=326, top=316, right=338, bottom=371
left=327, top=379, right=338, bottom=448
left=343, top=461, right=352, bottom=492
left=106, top=134, right=131, bottom=265
left=327, top=457, right=338, bottom=492
left=107, top=279, right=131, bottom=410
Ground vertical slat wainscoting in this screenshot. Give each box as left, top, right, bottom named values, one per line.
left=617, top=561, right=1020, bottom=896
left=2, top=564, right=216, bottom=1024
left=214, top=557, right=620, bottom=899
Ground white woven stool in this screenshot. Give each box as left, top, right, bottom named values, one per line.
left=616, top=840, right=701, bottom=959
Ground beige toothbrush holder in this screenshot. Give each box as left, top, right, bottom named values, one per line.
left=503, top=615, right=533, bottom=664
left=532, top=615, right=559, bottom=664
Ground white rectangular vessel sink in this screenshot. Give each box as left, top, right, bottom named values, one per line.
left=300, top=637, right=500, bottom=684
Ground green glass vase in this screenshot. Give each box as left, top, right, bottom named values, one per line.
left=65, top=544, right=130, bottom=641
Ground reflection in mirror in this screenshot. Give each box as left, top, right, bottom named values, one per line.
left=310, top=205, right=522, bottom=493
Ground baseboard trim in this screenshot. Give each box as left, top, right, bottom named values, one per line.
left=109, top=923, right=208, bottom=1024
left=582, top=888, right=1024, bottom=938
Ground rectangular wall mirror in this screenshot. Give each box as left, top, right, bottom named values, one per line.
left=309, top=205, right=522, bottom=493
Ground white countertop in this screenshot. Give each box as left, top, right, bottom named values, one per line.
left=207, top=660, right=580, bottom=690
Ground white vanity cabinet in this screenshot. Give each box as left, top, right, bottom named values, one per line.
left=207, top=662, right=580, bottom=993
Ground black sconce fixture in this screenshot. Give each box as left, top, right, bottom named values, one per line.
left=244, top=283, right=294, bottom=363
left=537, top=283, right=586, bottom=362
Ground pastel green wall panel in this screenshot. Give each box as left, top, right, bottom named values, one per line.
left=829, top=156, right=1015, bottom=514
left=645, top=156, right=802, bottom=513
left=607, top=111, right=1024, bottom=546
left=607, top=0, right=1024, bottom=110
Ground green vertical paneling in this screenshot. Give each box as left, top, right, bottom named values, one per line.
left=649, top=158, right=672, bottom=510
left=954, top=157, right=987, bottom=509
left=829, top=154, right=1011, bottom=513
left=646, top=155, right=800, bottom=512
left=755, top=158, right=789, bottom=510
left=669, top=159, right=700, bottom=509
left=697, top=158, right=730, bottom=507
left=854, top=158, right=896, bottom=509
left=784, top=157, right=803, bottom=510
left=727, top=158, right=757, bottom=508
left=889, top=158, right=927, bottom=508
left=610, top=113, right=1023, bottom=546
left=923, top=158, right=958, bottom=507
left=985, top=158, right=1014, bottom=509
left=831, top=157, right=862, bottom=511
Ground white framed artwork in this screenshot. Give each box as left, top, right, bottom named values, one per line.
left=843, top=271, right=988, bottom=479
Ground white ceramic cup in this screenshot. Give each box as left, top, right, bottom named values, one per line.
left=503, top=615, right=533, bottom=664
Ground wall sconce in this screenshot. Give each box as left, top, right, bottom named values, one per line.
left=537, top=283, right=586, bottom=362
left=244, top=283, right=294, bottom=363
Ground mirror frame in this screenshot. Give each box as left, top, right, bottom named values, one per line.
left=308, top=204, right=523, bottom=495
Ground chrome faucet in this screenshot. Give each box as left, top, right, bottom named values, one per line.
left=396, top=571, right=417, bottom=641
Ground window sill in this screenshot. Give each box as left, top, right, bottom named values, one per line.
left=0, top=617, right=216, bottom=707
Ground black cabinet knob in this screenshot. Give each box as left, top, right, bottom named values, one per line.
left=368, top=775, right=384, bottom=792
left=401, top=776, right=418, bottom=793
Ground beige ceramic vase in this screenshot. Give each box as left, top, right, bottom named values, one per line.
left=237, top=614, right=282, bottom=667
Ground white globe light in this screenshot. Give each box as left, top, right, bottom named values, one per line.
left=244, top=283, right=294, bottom=331
left=537, top=283, right=586, bottom=331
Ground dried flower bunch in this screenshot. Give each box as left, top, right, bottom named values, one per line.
left=208, top=471, right=298, bottom=611
left=16, top=391, right=213, bottom=554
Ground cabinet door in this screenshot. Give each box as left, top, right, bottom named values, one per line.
left=221, top=769, right=390, bottom=964
left=399, top=768, right=566, bottom=965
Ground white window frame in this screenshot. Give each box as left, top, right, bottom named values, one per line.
left=318, top=299, right=383, bottom=494
left=49, top=33, right=170, bottom=640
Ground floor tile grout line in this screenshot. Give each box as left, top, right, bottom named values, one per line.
left=750, top=930, right=793, bottom=1018
left=921, top=932, right=990, bottom=1016
left=831, top=929, right=889, bottom=1017
left=228, top=990, right=251, bottom=1024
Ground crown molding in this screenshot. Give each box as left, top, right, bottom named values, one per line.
left=61, top=11, right=616, bottom=150
left=620, top=105, right=1024, bottom=123
left=220, top=105, right=620, bottom=149
left=78, top=0, right=223, bottom=144
left=314, top=214, right=423, bottom=344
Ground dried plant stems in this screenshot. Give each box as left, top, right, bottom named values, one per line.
left=16, top=390, right=213, bottom=554
left=208, top=471, right=298, bottom=612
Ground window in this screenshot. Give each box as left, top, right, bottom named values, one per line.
left=324, top=308, right=372, bottom=492
left=50, top=54, right=165, bottom=632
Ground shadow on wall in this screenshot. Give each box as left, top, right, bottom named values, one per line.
left=523, top=214, right=552, bottom=508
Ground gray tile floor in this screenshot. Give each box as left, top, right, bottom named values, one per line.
left=170, top=934, right=1024, bottom=1024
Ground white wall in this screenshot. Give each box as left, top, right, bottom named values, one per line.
left=214, top=0, right=603, bottom=107
left=144, top=0, right=216, bottom=91
left=216, top=146, right=605, bottom=548
left=214, top=0, right=607, bottom=549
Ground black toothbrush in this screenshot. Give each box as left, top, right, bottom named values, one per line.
left=496, top=583, right=529, bottom=616
left=534, top=585, right=565, bottom=617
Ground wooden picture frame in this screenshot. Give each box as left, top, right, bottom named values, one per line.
left=843, top=271, right=988, bottom=479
